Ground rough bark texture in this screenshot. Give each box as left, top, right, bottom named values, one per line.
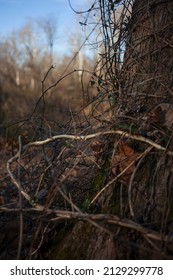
left=117, top=0, right=173, bottom=258
left=121, top=0, right=173, bottom=112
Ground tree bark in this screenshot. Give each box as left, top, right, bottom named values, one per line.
left=118, top=0, right=173, bottom=258
left=121, top=0, right=173, bottom=112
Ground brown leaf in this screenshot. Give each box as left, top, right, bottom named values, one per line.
left=112, top=141, right=140, bottom=185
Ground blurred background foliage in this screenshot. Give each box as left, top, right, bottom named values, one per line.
left=0, top=16, right=97, bottom=142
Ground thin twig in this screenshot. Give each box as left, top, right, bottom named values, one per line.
left=58, top=187, right=113, bottom=236
left=89, top=147, right=153, bottom=206
left=7, top=130, right=172, bottom=206
left=128, top=146, right=153, bottom=219
left=0, top=205, right=172, bottom=243
left=8, top=130, right=173, bottom=161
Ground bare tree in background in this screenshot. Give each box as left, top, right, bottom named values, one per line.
left=38, top=15, right=58, bottom=63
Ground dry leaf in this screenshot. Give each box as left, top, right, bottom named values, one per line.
left=112, top=141, right=140, bottom=185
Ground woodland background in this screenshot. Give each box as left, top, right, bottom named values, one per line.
left=1, top=0, right=173, bottom=260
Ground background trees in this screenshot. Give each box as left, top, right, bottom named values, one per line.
left=0, top=16, right=95, bottom=139
left=1, top=0, right=173, bottom=260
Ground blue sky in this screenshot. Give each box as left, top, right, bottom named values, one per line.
left=0, top=0, right=94, bottom=56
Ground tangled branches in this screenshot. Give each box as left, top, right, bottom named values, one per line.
left=1, top=0, right=173, bottom=259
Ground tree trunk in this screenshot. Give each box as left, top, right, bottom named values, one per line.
left=118, top=0, right=173, bottom=258
left=121, top=0, right=173, bottom=112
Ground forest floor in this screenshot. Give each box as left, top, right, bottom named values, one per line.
left=0, top=128, right=104, bottom=259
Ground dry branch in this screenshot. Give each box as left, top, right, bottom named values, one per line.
left=7, top=129, right=173, bottom=205
left=0, top=205, right=172, bottom=244
left=8, top=129, right=173, bottom=161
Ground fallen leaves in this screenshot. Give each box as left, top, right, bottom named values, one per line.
left=112, top=140, right=140, bottom=185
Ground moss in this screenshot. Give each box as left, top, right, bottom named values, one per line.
left=109, top=185, right=121, bottom=215
left=92, top=158, right=110, bottom=191
left=80, top=198, right=91, bottom=212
